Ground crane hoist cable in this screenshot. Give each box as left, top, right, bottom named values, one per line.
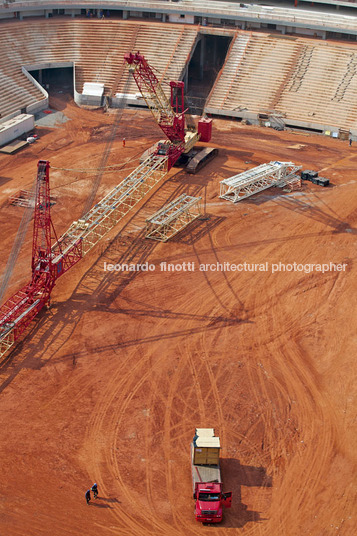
left=81, top=75, right=132, bottom=217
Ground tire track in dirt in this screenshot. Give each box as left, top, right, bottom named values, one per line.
left=107, top=343, right=197, bottom=536
left=268, top=334, right=337, bottom=535
left=84, top=338, right=189, bottom=536
left=84, top=347, right=160, bottom=535
left=195, top=333, right=234, bottom=536
left=159, top=341, right=199, bottom=533
left=242, top=278, right=339, bottom=536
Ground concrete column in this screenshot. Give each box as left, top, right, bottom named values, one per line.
left=183, top=68, right=188, bottom=92
left=123, top=10, right=128, bottom=20
left=162, top=13, right=166, bottom=22
left=200, top=36, right=205, bottom=81
left=44, top=10, right=49, bottom=18
left=71, top=10, right=75, bottom=18
left=281, top=26, right=286, bottom=35
left=213, top=37, right=217, bottom=68
left=322, top=31, right=326, bottom=40
left=19, top=12, right=23, bottom=20
left=38, top=69, right=42, bottom=85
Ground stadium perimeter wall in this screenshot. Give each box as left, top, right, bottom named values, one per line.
left=0, top=0, right=357, bottom=39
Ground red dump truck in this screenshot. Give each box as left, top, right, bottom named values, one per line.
left=191, top=428, right=232, bottom=523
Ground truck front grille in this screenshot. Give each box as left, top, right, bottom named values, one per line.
left=202, top=510, right=217, bottom=516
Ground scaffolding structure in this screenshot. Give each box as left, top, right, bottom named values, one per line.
left=8, top=190, right=35, bottom=208
left=9, top=189, right=57, bottom=208
left=53, top=155, right=168, bottom=259
left=146, top=194, right=202, bottom=242
left=219, top=161, right=302, bottom=203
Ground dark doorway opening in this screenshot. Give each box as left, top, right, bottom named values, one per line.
left=30, top=67, right=73, bottom=97
left=185, top=34, right=232, bottom=115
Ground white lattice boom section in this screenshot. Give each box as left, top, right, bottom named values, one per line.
left=53, top=155, right=168, bottom=259
left=219, top=161, right=301, bottom=203
left=146, top=194, right=202, bottom=242
left=8, top=190, right=35, bottom=208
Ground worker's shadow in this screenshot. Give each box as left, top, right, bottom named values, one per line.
left=219, top=458, right=271, bottom=528
left=96, top=497, right=121, bottom=503
left=89, top=502, right=112, bottom=508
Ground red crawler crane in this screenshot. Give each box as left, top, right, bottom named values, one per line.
left=0, top=160, right=82, bottom=356
left=124, top=52, right=214, bottom=173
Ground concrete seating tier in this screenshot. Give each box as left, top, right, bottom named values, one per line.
left=0, top=19, right=198, bottom=119
left=207, top=31, right=357, bottom=130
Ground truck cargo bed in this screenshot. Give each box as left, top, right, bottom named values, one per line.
left=191, top=443, right=221, bottom=492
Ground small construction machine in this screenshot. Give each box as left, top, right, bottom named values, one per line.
left=191, top=428, right=232, bottom=523
left=124, top=52, right=217, bottom=173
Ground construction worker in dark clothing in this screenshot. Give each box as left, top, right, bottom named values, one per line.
left=85, top=489, right=91, bottom=505
left=91, top=483, right=98, bottom=499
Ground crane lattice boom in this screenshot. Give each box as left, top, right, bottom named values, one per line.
left=124, top=52, right=187, bottom=169
left=0, top=153, right=170, bottom=359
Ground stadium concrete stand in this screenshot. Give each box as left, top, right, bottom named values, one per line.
left=0, top=0, right=356, bottom=134
left=0, top=19, right=197, bottom=120
left=206, top=31, right=357, bottom=133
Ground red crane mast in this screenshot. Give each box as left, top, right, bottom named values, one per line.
left=0, top=160, right=82, bottom=355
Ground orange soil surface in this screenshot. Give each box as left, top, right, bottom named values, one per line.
left=0, top=94, right=356, bottom=536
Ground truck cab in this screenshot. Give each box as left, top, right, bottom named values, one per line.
left=194, top=482, right=224, bottom=522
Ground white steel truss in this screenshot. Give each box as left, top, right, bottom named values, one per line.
left=8, top=190, right=35, bottom=208
left=219, top=161, right=302, bottom=203
left=53, top=155, right=168, bottom=259
left=146, top=194, right=202, bottom=242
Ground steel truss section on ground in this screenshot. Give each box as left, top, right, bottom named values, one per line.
left=53, top=155, right=169, bottom=258
left=145, top=194, right=202, bottom=242
left=219, top=161, right=302, bottom=203
left=8, top=190, right=35, bottom=208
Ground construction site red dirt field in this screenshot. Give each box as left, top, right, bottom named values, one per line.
left=0, top=94, right=356, bottom=536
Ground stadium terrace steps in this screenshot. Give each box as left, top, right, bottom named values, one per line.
left=115, top=25, right=197, bottom=96
left=208, top=33, right=302, bottom=113
left=207, top=31, right=357, bottom=130
left=0, top=20, right=198, bottom=119
left=276, top=46, right=357, bottom=127
left=2, top=19, right=356, bottom=131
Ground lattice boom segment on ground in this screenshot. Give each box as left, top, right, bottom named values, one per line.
left=53, top=155, right=169, bottom=258
left=219, top=161, right=302, bottom=203
left=145, top=194, right=202, bottom=242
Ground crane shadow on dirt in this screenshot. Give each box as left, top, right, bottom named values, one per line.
left=273, top=195, right=356, bottom=233
left=170, top=214, right=226, bottom=246
left=0, top=177, right=12, bottom=186
left=0, top=174, right=242, bottom=389
left=220, top=458, right=271, bottom=528
left=244, top=189, right=356, bottom=233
